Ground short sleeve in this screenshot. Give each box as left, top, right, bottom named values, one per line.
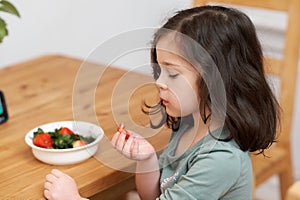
left=157, top=147, right=243, bottom=200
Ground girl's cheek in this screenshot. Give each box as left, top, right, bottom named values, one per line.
left=171, top=83, right=199, bottom=113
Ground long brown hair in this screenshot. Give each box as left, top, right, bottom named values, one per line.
left=145, top=5, right=280, bottom=154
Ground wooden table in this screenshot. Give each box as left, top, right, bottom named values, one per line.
left=0, top=55, right=170, bottom=199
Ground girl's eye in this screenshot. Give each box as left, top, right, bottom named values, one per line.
left=168, top=73, right=179, bottom=78
left=165, top=67, right=179, bottom=78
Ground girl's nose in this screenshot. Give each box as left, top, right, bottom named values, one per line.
left=155, top=75, right=168, bottom=90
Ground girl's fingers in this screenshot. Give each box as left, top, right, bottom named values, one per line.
left=111, top=125, right=155, bottom=161
left=115, top=130, right=126, bottom=152
left=133, top=137, right=139, bottom=156
left=43, top=189, right=50, bottom=199
left=44, top=181, right=52, bottom=190
left=51, top=169, right=64, bottom=178
left=45, top=174, right=57, bottom=183
left=111, top=131, right=121, bottom=147
left=122, top=136, right=134, bottom=157
left=130, top=137, right=135, bottom=154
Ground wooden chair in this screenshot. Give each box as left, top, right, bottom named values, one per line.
left=193, top=1, right=300, bottom=199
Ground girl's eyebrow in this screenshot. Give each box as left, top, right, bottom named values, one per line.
left=158, top=61, right=182, bottom=70
left=159, top=60, right=200, bottom=74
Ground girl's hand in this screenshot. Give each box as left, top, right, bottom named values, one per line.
left=44, top=169, right=87, bottom=200
left=111, top=125, right=156, bottom=161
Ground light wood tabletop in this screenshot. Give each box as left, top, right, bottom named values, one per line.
left=0, top=55, right=170, bottom=199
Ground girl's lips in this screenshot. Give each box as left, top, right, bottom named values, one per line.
left=160, top=97, right=169, bottom=105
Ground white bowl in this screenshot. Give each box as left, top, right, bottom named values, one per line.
left=25, top=121, right=104, bottom=165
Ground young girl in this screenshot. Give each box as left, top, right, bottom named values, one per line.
left=44, top=5, right=279, bottom=200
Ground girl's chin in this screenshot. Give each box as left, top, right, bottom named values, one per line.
left=166, top=107, right=196, bottom=118
left=165, top=108, right=180, bottom=118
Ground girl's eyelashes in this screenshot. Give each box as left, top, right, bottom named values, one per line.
left=164, top=66, right=180, bottom=78
left=155, top=64, right=180, bottom=79
left=167, top=68, right=179, bottom=78
left=168, top=73, right=179, bottom=78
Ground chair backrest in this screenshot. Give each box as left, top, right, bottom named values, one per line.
left=194, top=0, right=300, bottom=150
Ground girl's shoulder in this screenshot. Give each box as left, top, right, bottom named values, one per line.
left=162, top=126, right=251, bottom=172
left=189, top=128, right=252, bottom=173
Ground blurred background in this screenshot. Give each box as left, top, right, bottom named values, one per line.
left=0, top=1, right=299, bottom=199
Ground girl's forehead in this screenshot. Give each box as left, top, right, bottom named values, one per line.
left=156, top=34, right=200, bottom=74
left=156, top=35, right=187, bottom=63
left=156, top=33, right=180, bottom=53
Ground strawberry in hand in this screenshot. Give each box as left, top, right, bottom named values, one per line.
left=117, top=124, right=130, bottom=140
left=112, top=125, right=156, bottom=161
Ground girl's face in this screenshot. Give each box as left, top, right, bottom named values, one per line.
left=155, top=35, right=200, bottom=117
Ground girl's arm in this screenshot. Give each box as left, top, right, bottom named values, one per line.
left=135, top=154, right=161, bottom=200
left=111, top=129, right=161, bottom=199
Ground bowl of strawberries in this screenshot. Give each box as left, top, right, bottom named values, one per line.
left=25, top=121, right=104, bottom=165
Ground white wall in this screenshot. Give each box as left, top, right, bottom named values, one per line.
left=0, top=0, right=192, bottom=68
left=1, top=0, right=299, bottom=181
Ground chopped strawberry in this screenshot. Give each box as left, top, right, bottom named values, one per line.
left=72, top=140, right=87, bottom=148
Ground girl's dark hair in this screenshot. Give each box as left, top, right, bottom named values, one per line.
left=145, top=5, right=280, bottom=153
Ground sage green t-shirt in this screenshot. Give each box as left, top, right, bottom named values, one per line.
left=157, top=125, right=252, bottom=200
